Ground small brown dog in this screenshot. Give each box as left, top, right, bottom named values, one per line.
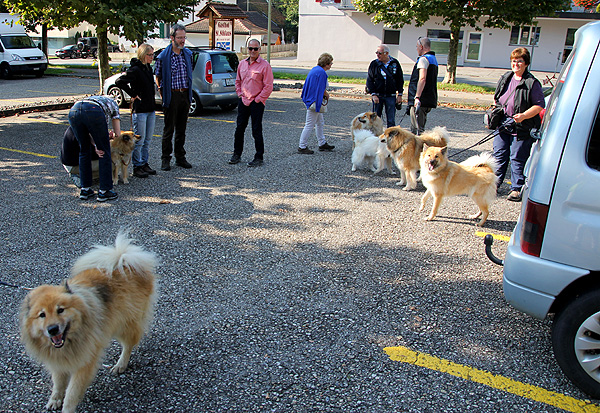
left=419, top=145, right=498, bottom=227
left=380, top=126, right=449, bottom=190
left=111, top=131, right=140, bottom=185
left=20, top=231, right=157, bottom=413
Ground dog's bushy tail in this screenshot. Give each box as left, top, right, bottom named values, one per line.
left=71, top=230, right=158, bottom=279
left=461, top=151, right=499, bottom=173
left=420, top=126, right=450, bottom=147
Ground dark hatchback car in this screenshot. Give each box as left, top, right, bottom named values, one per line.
left=103, top=47, right=239, bottom=115
left=55, top=44, right=80, bottom=59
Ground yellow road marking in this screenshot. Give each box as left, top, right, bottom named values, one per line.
left=195, top=117, right=235, bottom=123
left=27, top=118, right=67, bottom=125
left=475, top=231, right=510, bottom=242
left=0, top=147, right=56, bottom=158
left=384, top=346, right=600, bottom=412
left=266, top=109, right=285, bottom=113
left=25, top=90, right=71, bottom=95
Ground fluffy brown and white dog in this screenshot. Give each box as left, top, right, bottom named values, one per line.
left=419, top=145, right=498, bottom=227
left=350, top=111, right=384, bottom=149
left=20, top=232, right=157, bottom=413
left=380, top=126, right=449, bottom=191
left=111, top=131, right=140, bottom=185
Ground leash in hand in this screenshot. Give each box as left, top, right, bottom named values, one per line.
left=449, top=117, right=516, bottom=160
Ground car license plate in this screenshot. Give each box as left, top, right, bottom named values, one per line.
left=225, top=78, right=235, bottom=86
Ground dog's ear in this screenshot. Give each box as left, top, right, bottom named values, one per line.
left=134, top=135, right=141, bottom=140
left=423, top=143, right=429, bottom=150
left=63, top=280, right=73, bottom=294
left=441, top=146, right=448, bottom=155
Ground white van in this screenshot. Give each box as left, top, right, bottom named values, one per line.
left=486, top=20, right=600, bottom=397
left=0, top=13, right=48, bottom=79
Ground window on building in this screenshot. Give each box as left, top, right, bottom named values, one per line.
left=426, top=29, right=463, bottom=57
left=562, top=28, right=577, bottom=64
left=160, top=23, right=173, bottom=39
left=383, top=29, right=400, bottom=45
left=510, top=25, right=541, bottom=46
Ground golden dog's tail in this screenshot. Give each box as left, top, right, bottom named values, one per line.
left=460, top=151, right=499, bottom=173
left=420, top=126, right=450, bottom=148
left=71, top=230, right=158, bottom=279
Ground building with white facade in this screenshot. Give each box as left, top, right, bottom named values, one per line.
left=298, top=0, right=599, bottom=72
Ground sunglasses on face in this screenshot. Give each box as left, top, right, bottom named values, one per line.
left=375, top=51, right=386, bottom=55
left=248, top=47, right=259, bottom=51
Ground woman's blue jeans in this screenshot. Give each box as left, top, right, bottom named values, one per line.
left=68, top=101, right=113, bottom=191
left=132, top=111, right=156, bottom=167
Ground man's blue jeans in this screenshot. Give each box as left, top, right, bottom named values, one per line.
left=372, top=95, right=397, bottom=128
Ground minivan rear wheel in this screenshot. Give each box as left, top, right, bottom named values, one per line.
left=552, top=289, right=600, bottom=398
left=189, top=93, right=201, bottom=116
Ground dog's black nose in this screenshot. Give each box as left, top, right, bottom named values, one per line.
left=47, top=324, right=60, bottom=336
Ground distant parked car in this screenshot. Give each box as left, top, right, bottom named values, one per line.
left=77, top=37, right=98, bottom=59
left=107, top=41, right=120, bottom=53
left=103, top=47, right=239, bottom=115
left=55, top=44, right=80, bottom=59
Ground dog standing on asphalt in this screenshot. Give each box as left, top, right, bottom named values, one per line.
left=419, top=145, right=498, bottom=227
left=380, top=126, right=449, bottom=191
left=19, top=232, right=157, bottom=413
left=111, top=131, right=140, bottom=185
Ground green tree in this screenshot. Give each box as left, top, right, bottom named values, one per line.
left=354, top=0, right=571, bottom=83
left=3, top=0, right=195, bottom=88
left=274, top=0, right=298, bottom=43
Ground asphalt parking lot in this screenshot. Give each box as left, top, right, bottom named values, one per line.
left=1, top=90, right=597, bottom=412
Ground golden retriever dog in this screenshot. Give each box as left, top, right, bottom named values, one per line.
left=380, top=126, right=449, bottom=191
left=111, top=131, right=140, bottom=185
left=351, top=129, right=394, bottom=174
left=419, top=145, right=498, bottom=227
left=350, top=111, right=384, bottom=149
left=20, top=232, right=157, bottom=413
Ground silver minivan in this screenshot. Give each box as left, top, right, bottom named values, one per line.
left=486, top=21, right=600, bottom=397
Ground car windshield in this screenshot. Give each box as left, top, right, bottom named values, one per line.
left=211, top=53, right=238, bottom=74
left=1, top=35, right=37, bottom=49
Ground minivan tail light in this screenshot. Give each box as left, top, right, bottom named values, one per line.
left=205, top=60, right=213, bottom=84
left=520, top=199, right=549, bottom=257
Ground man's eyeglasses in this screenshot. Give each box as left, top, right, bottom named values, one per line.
left=248, top=47, right=259, bottom=51
left=375, top=51, right=386, bottom=55
left=417, top=36, right=423, bottom=47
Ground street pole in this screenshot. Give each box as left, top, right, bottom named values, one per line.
left=267, top=0, right=272, bottom=63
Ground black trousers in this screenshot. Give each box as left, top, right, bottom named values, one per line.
left=233, top=99, right=265, bottom=160
left=162, top=90, right=190, bottom=161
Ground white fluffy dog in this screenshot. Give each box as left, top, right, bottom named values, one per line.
left=351, top=129, right=394, bottom=173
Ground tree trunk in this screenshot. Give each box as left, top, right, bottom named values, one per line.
left=41, top=24, right=48, bottom=58
left=443, top=23, right=461, bottom=84
left=96, top=26, right=111, bottom=92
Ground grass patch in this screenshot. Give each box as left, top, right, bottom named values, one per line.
left=45, top=67, right=76, bottom=75
left=272, top=71, right=494, bottom=94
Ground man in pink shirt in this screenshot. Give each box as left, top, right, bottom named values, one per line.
left=229, top=39, right=274, bottom=167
